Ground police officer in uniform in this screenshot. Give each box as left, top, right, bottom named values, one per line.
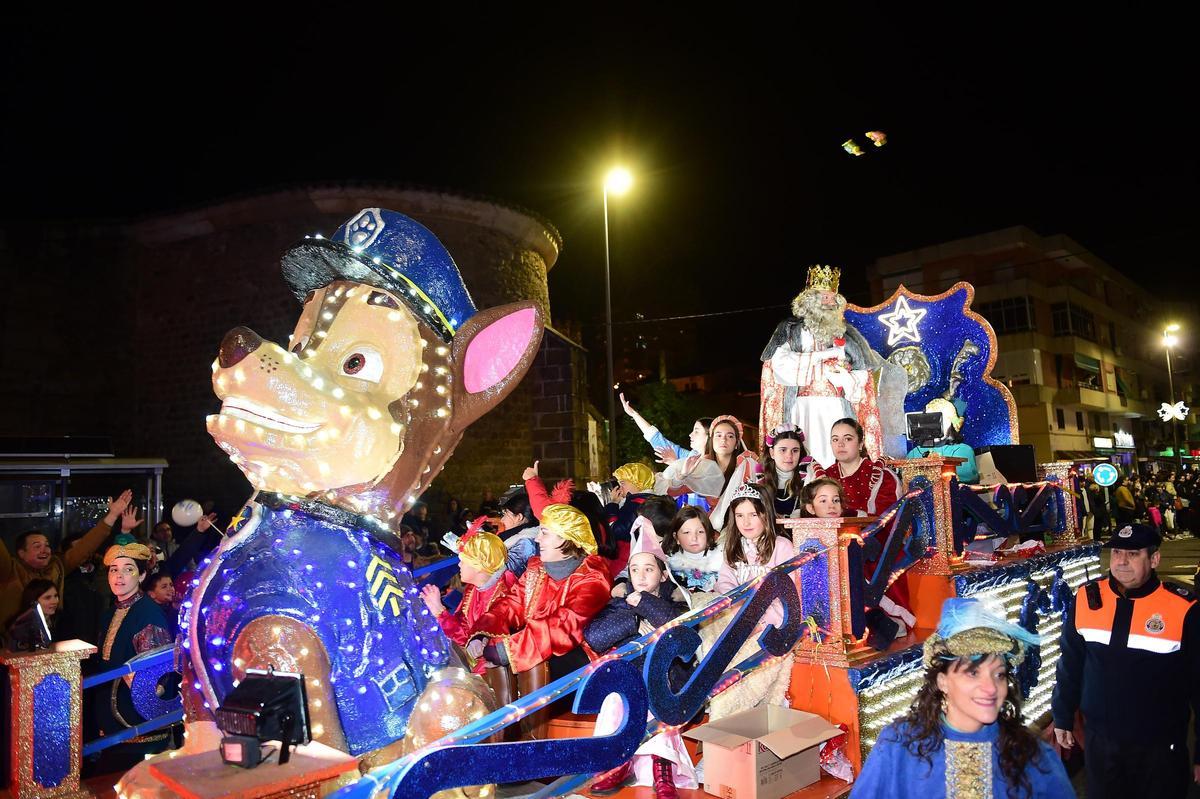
left=1052, top=523, right=1200, bottom=797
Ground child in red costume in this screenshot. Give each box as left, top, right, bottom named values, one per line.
left=421, top=517, right=514, bottom=674
left=468, top=503, right=612, bottom=677
left=815, top=418, right=914, bottom=638
left=815, top=417, right=900, bottom=515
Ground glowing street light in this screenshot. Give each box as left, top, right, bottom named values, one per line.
left=1162, top=323, right=1184, bottom=470
left=603, top=166, right=633, bottom=471
left=605, top=167, right=633, bottom=195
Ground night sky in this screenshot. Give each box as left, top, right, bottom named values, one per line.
left=3, top=7, right=1194, bottom=378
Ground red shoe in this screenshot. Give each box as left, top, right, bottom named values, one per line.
left=652, top=756, right=679, bottom=799
left=590, top=759, right=633, bottom=794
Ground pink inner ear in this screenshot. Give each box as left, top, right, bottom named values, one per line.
left=463, top=308, right=537, bottom=394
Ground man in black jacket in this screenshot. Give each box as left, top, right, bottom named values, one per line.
left=1052, top=523, right=1200, bottom=797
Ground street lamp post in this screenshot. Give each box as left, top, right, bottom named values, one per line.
left=603, top=167, right=632, bottom=473
left=1163, top=323, right=1183, bottom=472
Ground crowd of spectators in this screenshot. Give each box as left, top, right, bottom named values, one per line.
left=1080, top=466, right=1197, bottom=540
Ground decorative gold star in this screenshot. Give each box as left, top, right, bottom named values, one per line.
left=226, top=505, right=251, bottom=535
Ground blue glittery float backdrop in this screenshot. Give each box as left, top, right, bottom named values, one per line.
left=846, top=283, right=1017, bottom=449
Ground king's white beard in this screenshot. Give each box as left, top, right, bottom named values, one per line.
left=795, top=293, right=848, bottom=342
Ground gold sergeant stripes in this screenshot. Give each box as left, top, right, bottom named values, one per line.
left=367, top=555, right=404, bottom=617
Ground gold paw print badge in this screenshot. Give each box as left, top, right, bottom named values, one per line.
left=367, top=555, right=404, bottom=617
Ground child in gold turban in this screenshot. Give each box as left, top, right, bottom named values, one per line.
left=421, top=517, right=515, bottom=675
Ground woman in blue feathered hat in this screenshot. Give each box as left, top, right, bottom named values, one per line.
left=851, top=598, right=1073, bottom=798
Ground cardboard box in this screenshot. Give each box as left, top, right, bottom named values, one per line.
left=683, top=706, right=841, bottom=799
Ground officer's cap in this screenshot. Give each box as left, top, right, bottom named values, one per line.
left=1102, top=523, right=1161, bottom=551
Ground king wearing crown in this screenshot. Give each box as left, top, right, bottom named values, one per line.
left=760, top=265, right=907, bottom=466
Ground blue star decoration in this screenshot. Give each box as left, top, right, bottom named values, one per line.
left=845, top=282, right=1018, bottom=451
left=878, top=295, right=927, bottom=346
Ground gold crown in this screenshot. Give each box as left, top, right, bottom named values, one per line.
left=805, top=265, right=841, bottom=293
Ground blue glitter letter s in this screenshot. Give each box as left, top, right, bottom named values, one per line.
left=645, top=569, right=803, bottom=725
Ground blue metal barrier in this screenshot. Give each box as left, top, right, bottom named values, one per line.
left=82, top=644, right=183, bottom=756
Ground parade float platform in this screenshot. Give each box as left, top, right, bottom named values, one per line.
left=2, top=456, right=1093, bottom=799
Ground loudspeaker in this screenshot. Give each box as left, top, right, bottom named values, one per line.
left=975, top=444, right=1038, bottom=484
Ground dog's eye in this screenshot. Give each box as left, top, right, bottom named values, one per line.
left=341, top=348, right=383, bottom=382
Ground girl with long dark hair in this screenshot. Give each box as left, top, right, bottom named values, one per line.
left=759, top=425, right=813, bottom=520
left=851, top=598, right=1072, bottom=798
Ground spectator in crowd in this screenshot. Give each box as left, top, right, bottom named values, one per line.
left=397, top=525, right=419, bottom=570
left=479, top=488, right=501, bottom=516
left=402, top=502, right=434, bottom=545
left=56, top=527, right=108, bottom=645
left=1112, top=476, right=1137, bottom=528
left=5, top=578, right=60, bottom=644
left=159, top=512, right=223, bottom=577
left=142, top=571, right=178, bottom=637
left=1088, top=476, right=1111, bottom=538
left=446, top=498, right=472, bottom=537
left=150, top=520, right=179, bottom=560
left=0, top=489, right=136, bottom=631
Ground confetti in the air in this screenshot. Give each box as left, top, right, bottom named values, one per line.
left=842, top=138, right=865, bottom=157
left=866, top=130, right=887, bottom=147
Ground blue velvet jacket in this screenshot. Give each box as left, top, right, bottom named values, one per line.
left=851, top=720, right=1073, bottom=798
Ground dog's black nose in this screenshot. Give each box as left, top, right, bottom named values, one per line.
left=218, top=326, right=263, bottom=368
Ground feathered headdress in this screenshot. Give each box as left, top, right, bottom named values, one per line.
left=550, top=479, right=575, bottom=504
left=922, top=598, right=1042, bottom=668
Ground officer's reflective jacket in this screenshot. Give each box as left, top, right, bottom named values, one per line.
left=1052, top=573, right=1200, bottom=758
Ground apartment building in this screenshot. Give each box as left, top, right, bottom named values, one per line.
left=869, top=226, right=1197, bottom=467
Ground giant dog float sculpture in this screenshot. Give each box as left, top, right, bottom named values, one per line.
left=121, top=207, right=545, bottom=796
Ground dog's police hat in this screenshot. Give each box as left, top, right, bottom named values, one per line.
left=281, top=208, right=476, bottom=342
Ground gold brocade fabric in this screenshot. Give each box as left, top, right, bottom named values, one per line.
left=101, top=605, right=131, bottom=661
left=944, top=739, right=992, bottom=799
